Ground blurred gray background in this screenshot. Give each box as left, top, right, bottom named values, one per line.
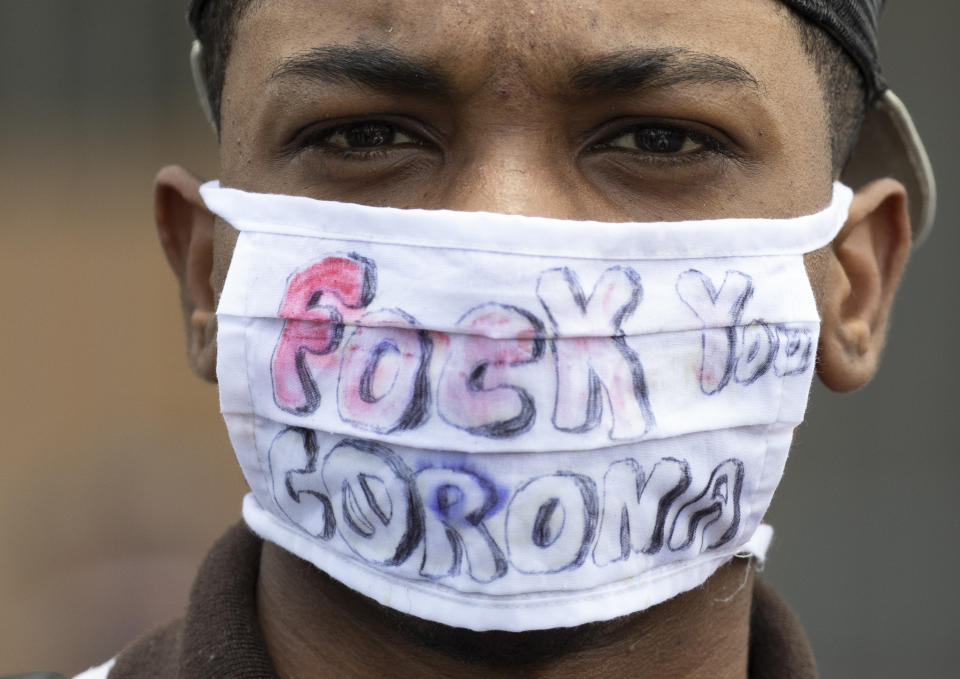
left=0, top=1, right=956, bottom=676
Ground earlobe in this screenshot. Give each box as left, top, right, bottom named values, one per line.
left=817, top=179, right=912, bottom=392
left=154, top=165, right=218, bottom=382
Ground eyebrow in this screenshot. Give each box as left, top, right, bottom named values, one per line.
left=570, top=47, right=760, bottom=95
left=268, top=45, right=449, bottom=97
left=266, top=44, right=759, bottom=103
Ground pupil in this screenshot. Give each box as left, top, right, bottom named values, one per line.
left=345, top=123, right=394, bottom=148
left=635, top=128, right=685, bottom=153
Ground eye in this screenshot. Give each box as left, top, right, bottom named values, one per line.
left=310, top=121, right=423, bottom=151
left=592, top=124, right=715, bottom=156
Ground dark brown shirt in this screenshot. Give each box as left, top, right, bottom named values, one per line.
left=105, top=524, right=817, bottom=678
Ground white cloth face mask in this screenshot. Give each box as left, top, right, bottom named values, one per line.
left=203, top=182, right=852, bottom=632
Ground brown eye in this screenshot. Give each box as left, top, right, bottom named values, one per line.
left=598, top=125, right=707, bottom=155
left=634, top=127, right=692, bottom=153
left=323, top=121, right=421, bottom=149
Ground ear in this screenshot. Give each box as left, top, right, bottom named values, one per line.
left=817, top=178, right=912, bottom=392
left=154, top=165, right=217, bottom=382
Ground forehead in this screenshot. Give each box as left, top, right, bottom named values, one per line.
left=229, top=0, right=805, bottom=98
left=218, top=0, right=832, bottom=221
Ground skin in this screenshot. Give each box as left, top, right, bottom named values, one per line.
left=154, top=0, right=912, bottom=676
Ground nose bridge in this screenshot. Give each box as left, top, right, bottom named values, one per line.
left=428, top=18, right=604, bottom=220
left=440, top=131, right=590, bottom=220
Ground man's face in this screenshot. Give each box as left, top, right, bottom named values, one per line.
left=211, top=0, right=833, bottom=293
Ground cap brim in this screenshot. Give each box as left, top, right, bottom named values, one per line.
left=841, top=90, right=937, bottom=245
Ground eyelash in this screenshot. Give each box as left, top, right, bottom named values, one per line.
left=295, top=120, right=429, bottom=160
left=601, top=127, right=722, bottom=154
left=292, top=118, right=731, bottom=165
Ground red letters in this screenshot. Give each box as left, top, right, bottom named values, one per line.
left=272, top=255, right=377, bottom=414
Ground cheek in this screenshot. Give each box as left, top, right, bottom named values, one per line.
left=213, top=218, right=240, bottom=304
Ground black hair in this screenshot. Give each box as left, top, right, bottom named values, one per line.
left=191, top=0, right=256, bottom=131
left=192, top=0, right=866, bottom=174
left=788, top=11, right=868, bottom=174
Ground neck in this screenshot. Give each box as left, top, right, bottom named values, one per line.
left=257, top=543, right=755, bottom=679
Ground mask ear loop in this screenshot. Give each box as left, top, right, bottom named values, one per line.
left=190, top=40, right=218, bottom=134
